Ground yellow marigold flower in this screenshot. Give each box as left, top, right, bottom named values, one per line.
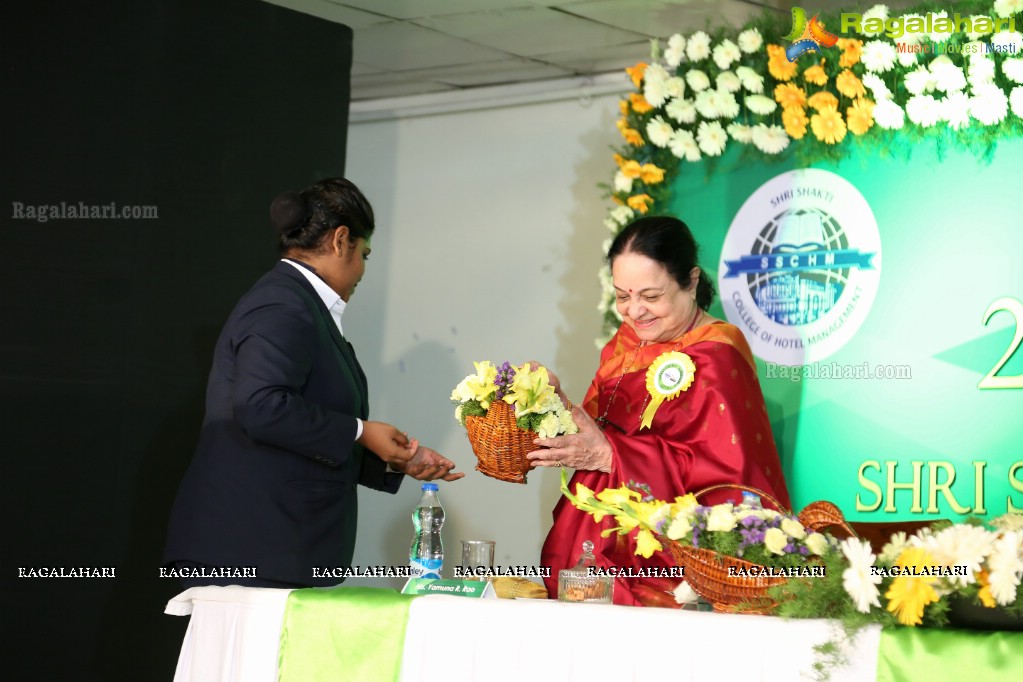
left=846, top=98, right=875, bottom=136
left=630, top=92, right=653, bottom=114
left=639, top=163, right=665, bottom=184
left=612, top=195, right=624, bottom=206
left=613, top=153, right=626, bottom=168
left=767, top=45, right=797, bottom=81
left=774, top=83, right=807, bottom=110
left=620, top=159, right=643, bottom=179
left=635, top=529, right=663, bottom=559
left=836, top=69, right=866, bottom=99
left=807, top=90, right=839, bottom=111
left=619, top=99, right=629, bottom=117
left=977, top=569, right=997, bottom=608
left=885, top=547, right=940, bottom=626
left=625, top=62, right=647, bottom=88
left=836, top=38, right=863, bottom=68
left=803, top=60, right=828, bottom=86
left=623, top=129, right=644, bottom=146
left=783, top=106, right=809, bottom=140
left=811, top=106, right=846, bottom=144
left=627, top=193, right=653, bottom=214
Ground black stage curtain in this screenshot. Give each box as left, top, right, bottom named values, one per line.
left=0, top=1, right=352, bottom=678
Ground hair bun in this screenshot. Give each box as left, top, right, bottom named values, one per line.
left=270, top=190, right=309, bottom=235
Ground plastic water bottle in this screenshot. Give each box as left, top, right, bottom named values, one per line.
left=741, top=490, right=762, bottom=508
left=410, top=483, right=444, bottom=579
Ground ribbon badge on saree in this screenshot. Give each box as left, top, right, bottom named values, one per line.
left=641, top=351, right=696, bottom=429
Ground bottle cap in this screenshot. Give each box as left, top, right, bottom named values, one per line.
left=422, top=483, right=439, bottom=491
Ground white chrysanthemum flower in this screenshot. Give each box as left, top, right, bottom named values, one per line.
left=716, top=70, right=741, bottom=93
left=943, top=91, right=972, bottom=130
left=906, top=94, right=942, bottom=127
left=664, top=33, right=686, bottom=68
left=862, top=73, right=893, bottom=100
left=712, top=39, right=741, bottom=70
left=645, top=116, right=674, bottom=147
left=696, top=121, right=727, bottom=156
left=665, top=97, right=697, bottom=124
left=878, top=531, right=909, bottom=564
left=899, top=14, right=928, bottom=46
left=643, top=63, right=671, bottom=107
left=608, top=205, right=634, bottom=227
left=669, top=128, right=701, bottom=162
left=986, top=530, right=1023, bottom=606
left=1003, top=58, right=1023, bottom=84
left=859, top=4, right=889, bottom=36
left=751, top=124, right=789, bottom=155
left=840, top=538, right=883, bottom=613
left=673, top=580, right=700, bottom=604
left=994, top=0, right=1023, bottom=19
left=685, top=69, right=711, bottom=92
left=928, top=10, right=952, bottom=43
left=861, top=40, right=897, bottom=72
left=716, top=89, right=739, bottom=118
left=737, top=27, right=763, bottom=53
left=665, top=76, right=685, bottom=99
left=897, top=50, right=918, bottom=68
left=613, top=170, right=632, bottom=193
left=963, top=41, right=987, bottom=62
left=992, top=31, right=1023, bottom=55
left=454, top=405, right=462, bottom=423
left=965, top=15, right=994, bottom=41
left=694, top=89, right=720, bottom=119
left=969, top=57, right=997, bottom=86
left=923, top=524, right=996, bottom=587
left=904, top=67, right=935, bottom=95
left=735, top=66, right=764, bottom=93
left=873, top=98, right=906, bottom=129
left=971, top=83, right=1009, bottom=125
left=992, top=513, right=1023, bottom=533
left=930, top=56, right=967, bottom=93
left=536, top=412, right=560, bottom=439
left=746, top=94, right=777, bottom=115
left=727, top=122, right=753, bottom=143
left=686, top=30, right=711, bottom=62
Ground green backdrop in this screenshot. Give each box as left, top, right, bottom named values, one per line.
left=669, top=139, right=1023, bottom=521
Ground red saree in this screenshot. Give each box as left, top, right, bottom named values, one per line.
left=541, top=321, right=791, bottom=606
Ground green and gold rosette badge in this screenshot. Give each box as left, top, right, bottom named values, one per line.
left=641, top=351, right=695, bottom=429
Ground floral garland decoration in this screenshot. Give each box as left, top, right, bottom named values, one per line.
left=598, top=0, right=1023, bottom=343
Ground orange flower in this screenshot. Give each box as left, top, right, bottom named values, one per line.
left=639, top=163, right=665, bottom=184
left=803, top=60, right=828, bottom=86
left=977, top=569, right=997, bottom=608
left=629, top=92, right=653, bottom=114
left=774, top=83, right=807, bottom=110
left=846, top=98, right=875, bottom=136
left=836, top=70, right=866, bottom=99
left=782, top=106, right=809, bottom=140
left=611, top=195, right=624, bottom=206
left=767, top=44, right=797, bottom=81
left=625, top=62, right=648, bottom=88
left=615, top=119, right=644, bottom=146
left=620, top=159, right=643, bottom=179
left=627, top=194, right=653, bottom=214
left=619, top=100, right=629, bottom=117
left=836, top=38, right=863, bottom=68
left=807, top=90, right=839, bottom=111
left=613, top=153, right=626, bottom=168
left=810, top=106, right=846, bottom=144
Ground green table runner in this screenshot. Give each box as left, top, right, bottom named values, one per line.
left=877, top=627, right=1023, bottom=682
left=278, top=587, right=418, bottom=682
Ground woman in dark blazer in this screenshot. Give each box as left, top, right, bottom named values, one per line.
left=164, top=177, right=462, bottom=588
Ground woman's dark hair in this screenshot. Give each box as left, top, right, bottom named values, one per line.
left=269, top=177, right=375, bottom=254
left=606, top=215, right=716, bottom=310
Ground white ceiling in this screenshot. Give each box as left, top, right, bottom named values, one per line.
left=263, top=0, right=921, bottom=101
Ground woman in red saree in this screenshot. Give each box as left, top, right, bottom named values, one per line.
left=529, top=216, right=790, bottom=606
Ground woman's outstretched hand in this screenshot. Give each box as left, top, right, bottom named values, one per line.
left=527, top=406, right=612, bottom=473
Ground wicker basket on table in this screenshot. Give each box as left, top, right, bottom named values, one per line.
left=662, top=483, right=856, bottom=614
left=464, top=400, right=536, bottom=484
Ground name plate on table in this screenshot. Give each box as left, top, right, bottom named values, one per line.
left=401, top=578, right=496, bottom=599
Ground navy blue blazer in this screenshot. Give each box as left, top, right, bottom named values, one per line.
left=164, top=261, right=403, bottom=586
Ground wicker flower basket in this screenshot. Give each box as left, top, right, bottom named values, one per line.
left=663, top=484, right=856, bottom=614
left=464, top=400, right=536, bottom=484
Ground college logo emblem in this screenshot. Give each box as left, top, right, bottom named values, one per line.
left=718, top=169, right=881, bottom=365
left=783, top=7, right=838, bottom=61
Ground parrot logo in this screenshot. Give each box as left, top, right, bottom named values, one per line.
left=783, top=8, right=839, bottom=61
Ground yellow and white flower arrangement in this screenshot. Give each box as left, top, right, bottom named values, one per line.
left=451, top=361, right=578, bottom=439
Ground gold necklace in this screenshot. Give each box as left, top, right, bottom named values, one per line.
left=597, top=307, right=703, bottom=432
